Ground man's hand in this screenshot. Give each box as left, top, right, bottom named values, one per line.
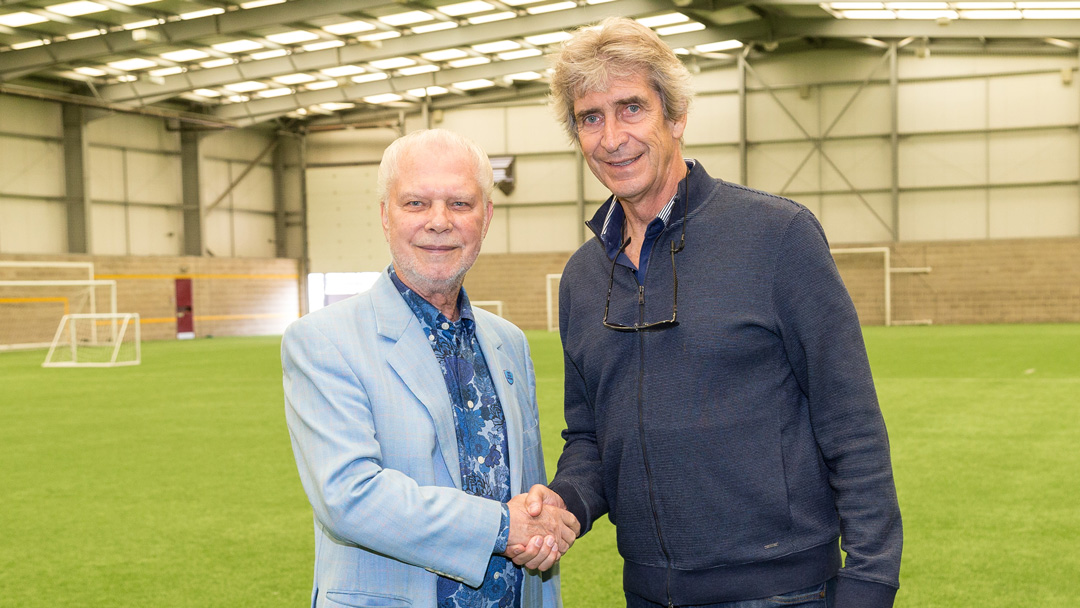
left=503, top=486, right=576, bottom=571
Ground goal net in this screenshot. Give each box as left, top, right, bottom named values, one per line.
left=0, top=279, right=118, bottom=350
left=43, top=313, right=141, bottom=367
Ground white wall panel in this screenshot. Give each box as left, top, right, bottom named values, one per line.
left=747, top=141, right=819, bottom=194
left=89, top=147, right=125, bottom=202
left=899, top=54, right=1075, bottom=80
left=747, top=88, right=819, bottom=141
left=989, top=73, right=1078, bottom=129
left=201, top=128, right=273, bottom=161
left=91, top=204, right=128, bottom=255
left=86, top=113, right=179, bottom=152
left=0, top=136, right=64, bottom=197
left=685, top=146, right=740, bottom=184
left=494, top=154, right=577, bottom=205
left=989, top=130, right=1078, bottom=185
left=233, top=212, right=277, bottom=258
left=0, top=199, right=66, bottom=254
left=820, top=138, right=892, bottom=192
left=684, top=94, right=739, bottom=146
left=484, top=206, right=510, bottom=255
left=128, top=206, right=183, bottom=255
left=900, top=135, right=986, bottom=188
left=751, top=50, right=888, bottom=86
left=506, top=104, right=572, bottom=153
left=899, top=79, right=986, bottom=133
left=126, top=150, right=182, bottom=205
left=820, top=193, right=894, bottom=244
left=305, top=128, right=397, bottom=164
left=0, top=96, right=61, bottom=137
left=201, top=158, right=233, bottom=209
left=204, top=206, right=233, bottom=257
left=231, top=165, right=275, bottom=212
left=505, top=205, right=581, bottom=252
left=988, top=185, right=1079, bottom=239
left=436, top=108, right=507, bottom=154
left=306, top=165, right=387, bottom=273
left=822, top=84, right=891, bottom=138
left=583, top=167, right=610, bottom=202
left=900, top=190, right=987, bottom=241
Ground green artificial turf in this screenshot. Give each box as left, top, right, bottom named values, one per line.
left=1, top=324, right=1078, bottom=606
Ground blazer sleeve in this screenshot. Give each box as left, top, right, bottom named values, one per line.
left=282, top=316, right=504, bottom=588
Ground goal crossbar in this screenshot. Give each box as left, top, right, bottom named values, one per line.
left=42, top=313, right=141, bottom=368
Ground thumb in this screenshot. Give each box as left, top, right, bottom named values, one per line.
left=525, top=484, right=547, bottom=517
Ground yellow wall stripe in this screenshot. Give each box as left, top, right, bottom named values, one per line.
left=94, top=273, right=298, bottom=280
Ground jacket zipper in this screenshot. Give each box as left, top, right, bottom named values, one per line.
left=634, top=274, right=674, bottom=608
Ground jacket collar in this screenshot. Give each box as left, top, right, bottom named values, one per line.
left=585, top=159, right=709, bottom=243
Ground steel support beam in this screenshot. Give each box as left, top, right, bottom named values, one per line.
left=774, top=16, right=1080, bottom=40
left=181, top=130, right=204, bottom=256
left=62, top=104, right=91, bottom=254
left=0, top=0, right=375, bottom=78
left=273, top=136, right=288, bottom=258
left=890, top=43, right=900, bottom=242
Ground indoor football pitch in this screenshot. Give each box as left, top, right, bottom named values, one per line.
left=1, top=324, right=1077, bottom=607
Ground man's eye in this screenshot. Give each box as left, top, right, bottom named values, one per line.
left=405, top=200, right=423, bottom=207
left=581, top=115, right=600, bottom=126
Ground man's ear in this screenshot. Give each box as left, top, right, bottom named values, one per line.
left=380, top=201, right=390, bottom=242
left=481, top=199, right=494, bottom=239
left=670, top=113, right=687, bottom=141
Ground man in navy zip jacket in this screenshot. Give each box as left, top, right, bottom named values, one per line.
left=515, top=17, right=902, bottom=608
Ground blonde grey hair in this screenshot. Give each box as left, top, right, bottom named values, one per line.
left=549, top=17, right=694, bottom=142
left=377, top=129, right=494, bottom=203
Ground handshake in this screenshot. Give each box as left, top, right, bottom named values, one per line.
left=501, top=484, right=579, bottom=572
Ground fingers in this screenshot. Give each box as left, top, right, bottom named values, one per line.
left=510, top=535, right=544, bottom=567
left=525, top=484, right=566, bottom=517
left=520, top=535, right=560, bottom=572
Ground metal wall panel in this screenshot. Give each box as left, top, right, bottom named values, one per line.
left=747, top=88, right=820, bottom=141
left=506, top=104, right=573, bottom=154
left=820, top=193, right=894, bottom=244
left=0, top=199, right=67, bottom=253
left=989, top=130, right=1079, bottom=185
left=90, top=204, right=128, bottom=255
left=484, top=206, right=510, bottom=255
left=495, top=154, right=577, bottom=205
left=88, top=147, right=126, bottom=202
left=0, top=95, right=61, bottom=138
left=901, top=189, right=988, bottom=241
left=747, top=141, right=820, bottom=194
left=506, top=205, right=584, bottom=253
left=231, top=165, right=275, bottom=212
left=86, top=113, right=180, bottom=152
left=988, top=185, right=1080, bottom=239
left=899, top=79, right=987, bottom=133
left=437, top=107, right=507, bottom=154
left=305, top=165, right=387, bottom=273
left=233, top=212, right=277, bottom=258
left=989, top=72, right=1078, bottom=129
left=685, top=94, right=740, bottom=146
left=0, top=135, right=64, bottom=197
left=821, top=84, right=892, bottom=138
left=899, top=134, right=987, bottom=189
left=128, top=206, right=183, bottom=255
left=126, top=150, right=183, bottom=205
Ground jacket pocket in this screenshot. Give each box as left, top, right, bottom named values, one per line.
left=322, top=590, right=412, bottom=608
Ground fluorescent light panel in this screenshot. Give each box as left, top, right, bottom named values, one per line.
left=378, top=10, right=433, bottom=26
left=46, top=1, right=107, bottom=17
left=453, top=78, right=494, bottom=90
left=412, top=22, right=458, bottom=33
left=657, top=22, right=705, bottom=35
left=363, top=93, right=403, bottom=104
left=468, top=11, right=515, bottom=23
left=526, top=1, right=576, bottom=14
left=369, top=57, right=416, bottom=69
left=224, top=81, right=268, bottom=92
left=473, top=40, right=520, bottom=53
left=107, top=57, right=158, bottom=70
left=160, top=49, right=210, bottom=62
left=438, top=1, right=494, bottom=16
left=0, top=11, right=49, bottom=27
left=251, top=49, right=289, bottom=60
left=213, top=39, right=264, bottom=53
left=266, top=30, right=320, bottom=45
left=321, top=65, right=366, bottom=77
left=274, top=73, right=316, bottom=84
left=637, top=13, right=688, bottom=27
left=323, top=20, right=376, bottom=35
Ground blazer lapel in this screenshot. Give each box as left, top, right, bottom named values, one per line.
left=373, top=272, right=463, bottom=489
left=475, top=321, right=525, bottom=496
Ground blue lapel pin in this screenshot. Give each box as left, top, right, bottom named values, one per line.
left=504, top=370, right=514, bottom=385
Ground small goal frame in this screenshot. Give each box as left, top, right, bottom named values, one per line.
left=42, top=312, right=141, bottom=368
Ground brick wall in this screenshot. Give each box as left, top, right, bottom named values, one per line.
left=463, top=252, right=573, bottom=331
left=464, top=237, right=1080, bottom=330
left=1, top=254, right=300, bottom=345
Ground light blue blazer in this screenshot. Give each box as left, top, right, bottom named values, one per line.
left=282, top=270, right=561, bottom=608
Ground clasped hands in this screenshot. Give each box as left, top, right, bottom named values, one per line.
left=501, top=484, right=577, bottom=572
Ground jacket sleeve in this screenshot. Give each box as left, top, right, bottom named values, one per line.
left=772, top=209, right=903, bottom=608
left=547, top=271, right=608, bottom=536
left=281, top=317, right=504, bottom=588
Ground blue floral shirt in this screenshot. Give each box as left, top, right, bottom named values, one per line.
left=390, top=269, right=522, bottom=608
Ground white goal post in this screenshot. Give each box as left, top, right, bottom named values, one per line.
left=830, top=247, right=933, bottom=326
left=43, top=313, right=141, bottom=368
left=0, top=279, right=118, bottom=350
left=545, top=273, right=561, bottom=332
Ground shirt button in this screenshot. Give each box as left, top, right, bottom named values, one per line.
left=441, top=322, right=449, bottom=330
left=428, top=334, right=434, bottom=341
left=467, top=400, right=474, bottom=408
left=477, top=456, right=485, bottom=464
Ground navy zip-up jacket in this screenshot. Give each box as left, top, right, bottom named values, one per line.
left=549, top=161, right=902, bottom=607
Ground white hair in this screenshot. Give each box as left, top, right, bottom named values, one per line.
left=377, top=129, right=494, bottom=203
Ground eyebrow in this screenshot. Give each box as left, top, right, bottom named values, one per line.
left=574, top=95, right=651, bottom=122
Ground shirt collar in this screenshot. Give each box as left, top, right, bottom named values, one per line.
left=388, top=266, right=474, bottom=332
left=598, top=159, right=694, bottom=259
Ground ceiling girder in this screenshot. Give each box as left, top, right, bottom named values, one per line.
left=97, top=0, right=682, bottom=105
left=0, top=0, right=379, bottom=78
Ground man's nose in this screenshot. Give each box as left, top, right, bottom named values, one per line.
left=426, top=202, right=452, bottom=231
left=600, top=117, right=628, bottom=153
